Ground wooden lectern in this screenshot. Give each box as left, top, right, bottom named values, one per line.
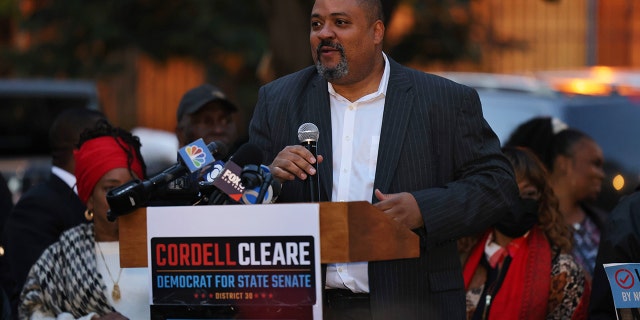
left=119, top=201, right=419, bottom=267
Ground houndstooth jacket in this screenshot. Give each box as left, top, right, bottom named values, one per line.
left=19, top=223, right=115, bottom=319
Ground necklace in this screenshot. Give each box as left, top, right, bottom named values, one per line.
left=96, top=242, right=123, bottom=301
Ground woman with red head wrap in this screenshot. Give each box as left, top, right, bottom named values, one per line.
left=19, top=120, right=149, bottom=320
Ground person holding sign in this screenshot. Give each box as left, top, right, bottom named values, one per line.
left=18, top=120, right=149, bottom=320
left=590, top=189, right=640, bottom=319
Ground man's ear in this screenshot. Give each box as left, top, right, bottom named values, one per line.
left=373, top=20, right=385, bottom=45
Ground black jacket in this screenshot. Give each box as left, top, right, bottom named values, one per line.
left=0, top=173, right=85, bottom=318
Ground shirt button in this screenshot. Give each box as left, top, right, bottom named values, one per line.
left=345, top=136, right=351, bottom=141
left=338, top=267, right=344, bottom=272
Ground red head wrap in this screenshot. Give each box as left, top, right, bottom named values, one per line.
left=74, top=136, right=144, bottom=204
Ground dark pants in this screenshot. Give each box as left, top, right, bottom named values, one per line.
left=323, top=289, right=371, bottom=320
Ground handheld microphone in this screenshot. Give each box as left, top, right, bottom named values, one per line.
left=208, top=142, right=264, bottom=204
left=106, top=139, right=226, bottom=220
left=298, top=122, right=320, bottom=202
left=240, top=164, right=281, bottom=204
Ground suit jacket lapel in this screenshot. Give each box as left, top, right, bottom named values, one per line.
left=303, top=76, right=333, bottom=202
left=373, top=60, right=415, bottom=201
left=300, top=60, right=415, bottom=202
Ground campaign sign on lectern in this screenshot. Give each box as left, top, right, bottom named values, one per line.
left=146, top=204, right=322, bottom=319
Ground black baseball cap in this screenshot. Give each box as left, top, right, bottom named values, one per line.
left=176, top=84, right=238, bottom=121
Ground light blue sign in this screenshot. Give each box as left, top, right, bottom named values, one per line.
left=604, top=263, right=640, bottom=309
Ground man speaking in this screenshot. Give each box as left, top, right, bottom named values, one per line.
left=247, top=0, right=518, bottom=318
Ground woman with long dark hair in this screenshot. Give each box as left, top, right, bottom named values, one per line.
left=462, top=147, right=589, bottom=319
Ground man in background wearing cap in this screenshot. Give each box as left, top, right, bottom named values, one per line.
left=160, top=84, right=241, bottom=205
left=176, top=84, right=240, bottom=155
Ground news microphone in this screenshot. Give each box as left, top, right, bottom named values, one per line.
left=208, top=142, right=264, bottom=205
left=151, top=158, right=226, bottom=205
left=106, top=139, right=226, bottom=220
left=298, top=122, right=320, bottom=202
left=240, top=164, right=281, bottom=204
left=203, top=160, right=226, bottom=182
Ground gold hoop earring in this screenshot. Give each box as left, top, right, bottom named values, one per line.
left=84, top=209, right=94, bottom=221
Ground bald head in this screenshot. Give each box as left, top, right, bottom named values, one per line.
left=357, top=0, right=384, bottom=24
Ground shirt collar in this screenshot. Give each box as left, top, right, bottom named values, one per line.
left=327, top=52, right=390, bottom=103
left=51, top=166, right=77, bottom=192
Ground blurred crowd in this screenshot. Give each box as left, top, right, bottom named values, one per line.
left=0, top=82, right=241, bottom=319
left=0, top=99, right=635, bottom=319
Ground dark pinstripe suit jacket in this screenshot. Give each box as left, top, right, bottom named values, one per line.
left=248, top=58, right=518, bottom=319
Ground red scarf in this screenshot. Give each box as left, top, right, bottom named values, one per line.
left=463, top=227, right=550, bottom=320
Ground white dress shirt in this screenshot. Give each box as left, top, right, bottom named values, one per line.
left=325, top=53, right=390, bottom=293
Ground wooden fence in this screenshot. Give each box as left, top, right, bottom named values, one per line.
left=99, top=55, right=205, bottom=132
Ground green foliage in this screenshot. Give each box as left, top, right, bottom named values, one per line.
left=1, top=0, right=482, bottom=78
left=1, top=0, right=266, bottom=78
left=0, top=0, right=18, bottom=18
